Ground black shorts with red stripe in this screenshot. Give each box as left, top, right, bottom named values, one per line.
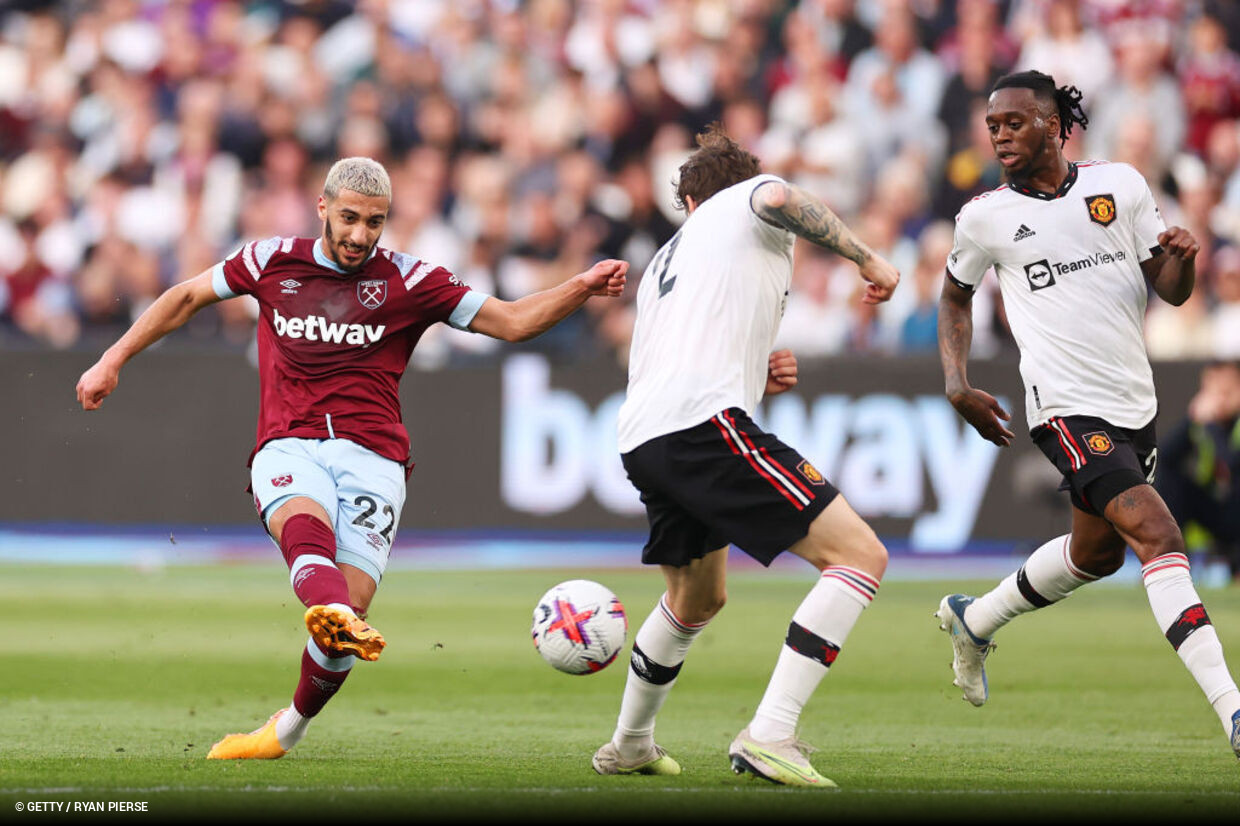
left=621, top=407, right=838, bottom=567
left=1031, top=414, right=1158, bottom=516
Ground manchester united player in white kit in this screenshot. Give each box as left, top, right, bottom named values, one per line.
left=76, top=157, right=627, bottom=759
left=591, top=126, right=900, bottom=786
left=935, top=71, right=1240, bottom=759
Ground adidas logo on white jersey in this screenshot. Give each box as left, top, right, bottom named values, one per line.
left=1013, top=224, right=1036, bottom=242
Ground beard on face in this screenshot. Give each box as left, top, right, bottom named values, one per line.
left=1004, top=128, right=1053, bottom=182
left=324, top=218, right=373, bottom=272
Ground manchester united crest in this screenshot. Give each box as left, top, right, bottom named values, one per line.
left=1083, top=432, right=1114, bottom=456
left=357, top=279, right=387, bottom=310
left=1085, top=194, right=1117, bottom=227
left=797, top=459, right=827, bottom=486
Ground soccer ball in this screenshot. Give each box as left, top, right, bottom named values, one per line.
left=531, top=579, right=628, bottom=675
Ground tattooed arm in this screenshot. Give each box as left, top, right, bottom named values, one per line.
left=750, top=180, right=900, bottom=304
left=939, top=276, right=1014, bottom=447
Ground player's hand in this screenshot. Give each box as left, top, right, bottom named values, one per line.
left=76, top=360, right=119, bottom=411
left=578, top=259, right=628, bottom=297
left=765, top=349, right=798, bottom=396
left=1158, top=226, right=1200, bottom=261
left=948, top=386, right=1014, bottom=447
left=859, top=256, right=900, bottom=304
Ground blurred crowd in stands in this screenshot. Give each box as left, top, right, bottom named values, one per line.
left=2, top=0, right=1240, bottom=368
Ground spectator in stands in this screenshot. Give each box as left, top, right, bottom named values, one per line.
left=1178, top=11, right=1240, bottom=158
left=1086, top=26, right=1184, bottom=182
left=1212, top=246, right=1240, bottom=357
left=0, top=0, right=1234, bottom=364
left=899, top=220, right=955, bottom=354
left=844, top=4, right=947, bottom=176
left=1013, top=0, right=1114, bottom=105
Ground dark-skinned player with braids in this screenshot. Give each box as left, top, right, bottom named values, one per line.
left=932, top=71, right=1240, bottom=759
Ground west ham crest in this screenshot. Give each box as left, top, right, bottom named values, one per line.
left=357, top=279, right=387, bottom=310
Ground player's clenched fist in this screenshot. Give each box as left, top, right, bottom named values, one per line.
left=578, top=258, right=629, bottom=297
left=859, top=256, right=900, bottom=305
left=1158, top=226, right=1199, bottom=260
left=76, top=360, right=119, bottom=411
left=765, top=349, right=798, bottom=396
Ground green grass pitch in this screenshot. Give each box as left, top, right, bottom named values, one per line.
left=3, top=563, right=1239, bottom=822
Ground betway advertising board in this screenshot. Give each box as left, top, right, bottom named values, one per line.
left=6, top=351, right=1200, bottom=552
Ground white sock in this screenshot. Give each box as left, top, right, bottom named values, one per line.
left=1142, top=553, right=1240, bottom=734
left=612, top=594, right=708, bottom=760
left=964, top=535, right=1095, bottom=639
left=275, top=706, right=310, bottom=750
left=748, top=566, right=880, bottom=743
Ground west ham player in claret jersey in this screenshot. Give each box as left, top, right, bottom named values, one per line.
left=76, top=157, right=627, bottom=759
left=935, top=71, right=1240, bottom=759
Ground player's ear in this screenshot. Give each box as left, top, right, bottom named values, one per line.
left=317, top=195, right=328, bottom=220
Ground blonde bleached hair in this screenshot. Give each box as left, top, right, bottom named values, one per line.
left=323, top=156, right=392, bottom=201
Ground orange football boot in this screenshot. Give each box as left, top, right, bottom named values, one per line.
left=304, top=605, right=386, bottom=661
left=206, top=709, right=288, bottom=760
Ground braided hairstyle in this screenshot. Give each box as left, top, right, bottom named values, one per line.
left=991, top=70, right=1089, bottom=147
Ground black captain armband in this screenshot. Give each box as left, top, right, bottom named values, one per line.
left=946, top=273, right=975, bottom=292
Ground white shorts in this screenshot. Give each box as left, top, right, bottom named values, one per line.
left=251, top=437, right=407, bottom=584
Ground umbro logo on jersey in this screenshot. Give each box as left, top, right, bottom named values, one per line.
left=280, top=279, right=301, bottom=294
left=1013, top=224, right=1036, bottom=241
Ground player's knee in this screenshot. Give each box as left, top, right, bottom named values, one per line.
left=341, top=564, right=377, bottom=616
left=1133, top=521, right=1186, bottom=563
left=668, top=588, right=726, bottom=625
left=1084, top=548, right=1126, bottom=577
left=703, top=589, right=727, bottom=621
left=806, top=529, right=887, bottom=579
left=858, top=530, right=887, bottom=575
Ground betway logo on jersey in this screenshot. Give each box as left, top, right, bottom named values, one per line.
left=1024, top=249, right=1127, bottom=291
left=271, top=308, right=385, bottom=345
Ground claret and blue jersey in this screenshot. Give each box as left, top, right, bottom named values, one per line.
left=211, top=235, right=487, bottom=465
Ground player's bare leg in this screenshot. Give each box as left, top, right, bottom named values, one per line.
left=209, top=499, right=382, bottom=759
left=730, top=496, right=886, bottom=788
left=1104, top=485, right=1240, bottom=757
left=594, top=549, right=728, bottom=776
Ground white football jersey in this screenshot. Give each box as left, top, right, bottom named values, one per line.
left=617, top=173, right=795, bottom=453
left=948, top=161, right=1166, bottom=430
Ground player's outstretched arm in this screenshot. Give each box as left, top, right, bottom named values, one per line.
left=750, top=180, right=900, bottom=304
left=938, top=276, right=1013, bottom=447
left=76, top=270, right=223, bottom=411
left=1141, top=226, right=1198, bottom=306
left=467, top=258, right=627, bottom=342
